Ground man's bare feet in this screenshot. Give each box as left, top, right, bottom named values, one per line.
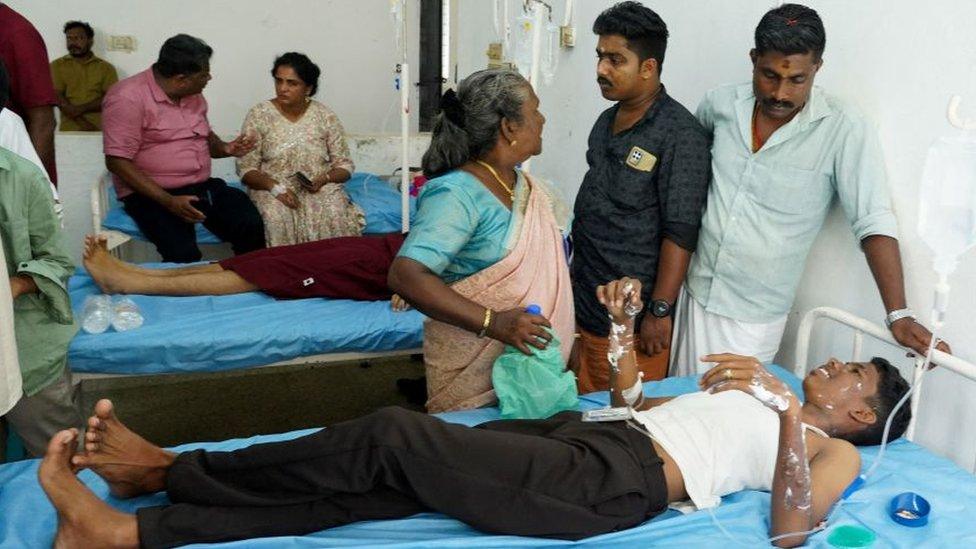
left=38, top=429, right=140, bottom=549
left=82, top=235, right=139, bottom=294
left=85, top=235, right=164, bottom=277
left=70, top=399, right=175, bottom=499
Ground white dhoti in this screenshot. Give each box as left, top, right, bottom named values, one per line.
left=669, top=287, right=788, bottom=377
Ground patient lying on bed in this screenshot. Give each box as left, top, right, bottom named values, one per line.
left=37, top=277, right=911, bottom=548
left=82, top=233, right=411, bottom=309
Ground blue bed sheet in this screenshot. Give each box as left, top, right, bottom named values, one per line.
left=2, top=366, right=973, bottom=548
left=67, top=265, right=424, bottom=375
left=101, top=173, right=416, bottom=244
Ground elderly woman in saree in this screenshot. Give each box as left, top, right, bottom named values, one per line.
left=388, top=69, right=574, bottom=413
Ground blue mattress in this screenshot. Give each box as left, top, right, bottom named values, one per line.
left=3, top=366, right=974, bottom=548
left=67, top=265, right=424, bottom=375
left=101, top=173, right=416, bottom=244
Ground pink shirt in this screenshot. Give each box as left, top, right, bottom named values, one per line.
left=102, top=69, right=211, bottom=198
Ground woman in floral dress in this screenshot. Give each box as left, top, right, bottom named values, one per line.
left=237, top=52, right=365, bottom=246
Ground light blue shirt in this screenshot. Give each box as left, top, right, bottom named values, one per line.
left=687, top=83, right=898, bottom=322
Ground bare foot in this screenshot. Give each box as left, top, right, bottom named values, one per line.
left=82, top=236, right=139, bottom=294
left=71, top=399, right=175, bottom=499
left=38, top=429, right=140, bottom=549
left=86, top=235, right=164, bottom=277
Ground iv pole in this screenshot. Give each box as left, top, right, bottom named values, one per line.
left=521, top=0, right=549, bottom=172
left=399, top=0, right=411, bottom=233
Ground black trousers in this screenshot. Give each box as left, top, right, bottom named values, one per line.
left=122, top=178, right=265, bottom=263
left=137, top=408, right=668, bottom=548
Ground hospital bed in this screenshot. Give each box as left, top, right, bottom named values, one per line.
left=91, top=171, right=415, bottom=254
left=2, top=307, right=975, bottom=547
left=73, top=172, right=422, bottom=377
left=67, top=270, right=425, bottom=377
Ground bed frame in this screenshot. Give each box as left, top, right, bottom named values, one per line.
left=70, top=346, right=423, bottom=382
left=794, top=306, right=976, bottom=473
left=90, top=171, right=133, bottom=254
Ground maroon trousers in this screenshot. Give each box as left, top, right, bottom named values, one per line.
left=219, top=233, right=405, bottom=300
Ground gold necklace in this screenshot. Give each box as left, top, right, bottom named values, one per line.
left=475, top=160, right=514, bottom=200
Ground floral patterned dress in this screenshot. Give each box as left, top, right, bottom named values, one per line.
left=237, top=100, right=365, bottom=247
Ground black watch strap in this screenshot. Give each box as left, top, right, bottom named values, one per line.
left=650, top=299, right=672, bottom=318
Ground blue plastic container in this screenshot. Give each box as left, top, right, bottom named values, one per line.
left=888, top=492, right=931, bottom=527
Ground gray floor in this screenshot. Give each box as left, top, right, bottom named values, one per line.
left=77, top=356, right=426, bottom=448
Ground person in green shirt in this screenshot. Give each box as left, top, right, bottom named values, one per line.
left=50, top=21, right=118, bottom=132
left=0, top=67, right=81, bottom=460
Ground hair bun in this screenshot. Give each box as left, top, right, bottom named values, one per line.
left=439, top=89, right=465, bottom=128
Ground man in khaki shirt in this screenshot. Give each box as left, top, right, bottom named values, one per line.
left=50, top=21, right=117, bottom=131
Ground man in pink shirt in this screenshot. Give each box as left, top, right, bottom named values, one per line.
left=102, top=34, right=265, bottom=262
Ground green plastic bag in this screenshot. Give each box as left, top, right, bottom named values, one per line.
left=492, top=330, right=579, bottom=420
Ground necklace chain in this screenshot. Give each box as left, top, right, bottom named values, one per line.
left=475, top=160, right=514, bottom=200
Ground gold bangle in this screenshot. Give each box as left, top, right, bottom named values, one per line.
left=477, top=307, right=492, bottom=338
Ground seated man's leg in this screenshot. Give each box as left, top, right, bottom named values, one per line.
left=198, top=179, right=265, bottom=255
left=4, top=366, right=81, bottom=457
left=122, top=192, right=200, bottom=263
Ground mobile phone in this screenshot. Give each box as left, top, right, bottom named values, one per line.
left=293, top=172, right=315, bottom=189
left=581, top=407, right=633, bottom=422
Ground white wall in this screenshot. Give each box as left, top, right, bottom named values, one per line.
left=457, top=0, right=976, bottom=470
left=11, top=0, right=421, bottom=135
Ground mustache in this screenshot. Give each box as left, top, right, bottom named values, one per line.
left=597, top=77, right=612, bottom=87
left=763, top=98, right=794, bottom=110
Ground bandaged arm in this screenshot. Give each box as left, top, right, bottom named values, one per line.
left=768, top=409, right=859, bottom=547
left=606, top=303, right=672, bottom=410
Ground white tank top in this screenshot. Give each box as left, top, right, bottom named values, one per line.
left=632, top=391, right=783, bottom=510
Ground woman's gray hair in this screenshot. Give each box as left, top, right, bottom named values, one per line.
left=422, top=69, right=531, bottom=177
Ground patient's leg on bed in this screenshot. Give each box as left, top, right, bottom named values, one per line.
left=38, top=428, right=140, bottom=549
left=135, top=407, right=658, bottom=546
left=138, top=487, right=426, bottom=548
left=85, top=235, right=223, bottom=278
left=84, top=239, right=255, bottom=296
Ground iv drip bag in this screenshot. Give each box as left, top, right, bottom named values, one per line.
left=917, top=131, right=976, bottom=275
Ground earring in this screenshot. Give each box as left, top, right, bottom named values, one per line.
left=305, top=95, right=311, bottom=103
left=510, top=140, right=518, bottom=147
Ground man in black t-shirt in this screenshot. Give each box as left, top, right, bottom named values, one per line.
left=572, top=2, right=711, bottom=393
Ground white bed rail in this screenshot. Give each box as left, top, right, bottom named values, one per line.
left=90, top=172, right=132, bottom=254
left=795, top=306, right=976, bottom=455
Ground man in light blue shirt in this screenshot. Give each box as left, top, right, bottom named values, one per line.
left=671, top=3, right=948, bottom=375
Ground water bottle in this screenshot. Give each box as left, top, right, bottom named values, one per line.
left=81, top=295, right=112, bottom=334
left=110, top=296, right=144, bottom=332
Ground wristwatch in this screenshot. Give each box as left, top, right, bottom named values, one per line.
left=650, top=299, right=672, bottom=318
left=885, top=308, right=916, bottom=329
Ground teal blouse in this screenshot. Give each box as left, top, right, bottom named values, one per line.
left=398, top=170, right=517, bottom=283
